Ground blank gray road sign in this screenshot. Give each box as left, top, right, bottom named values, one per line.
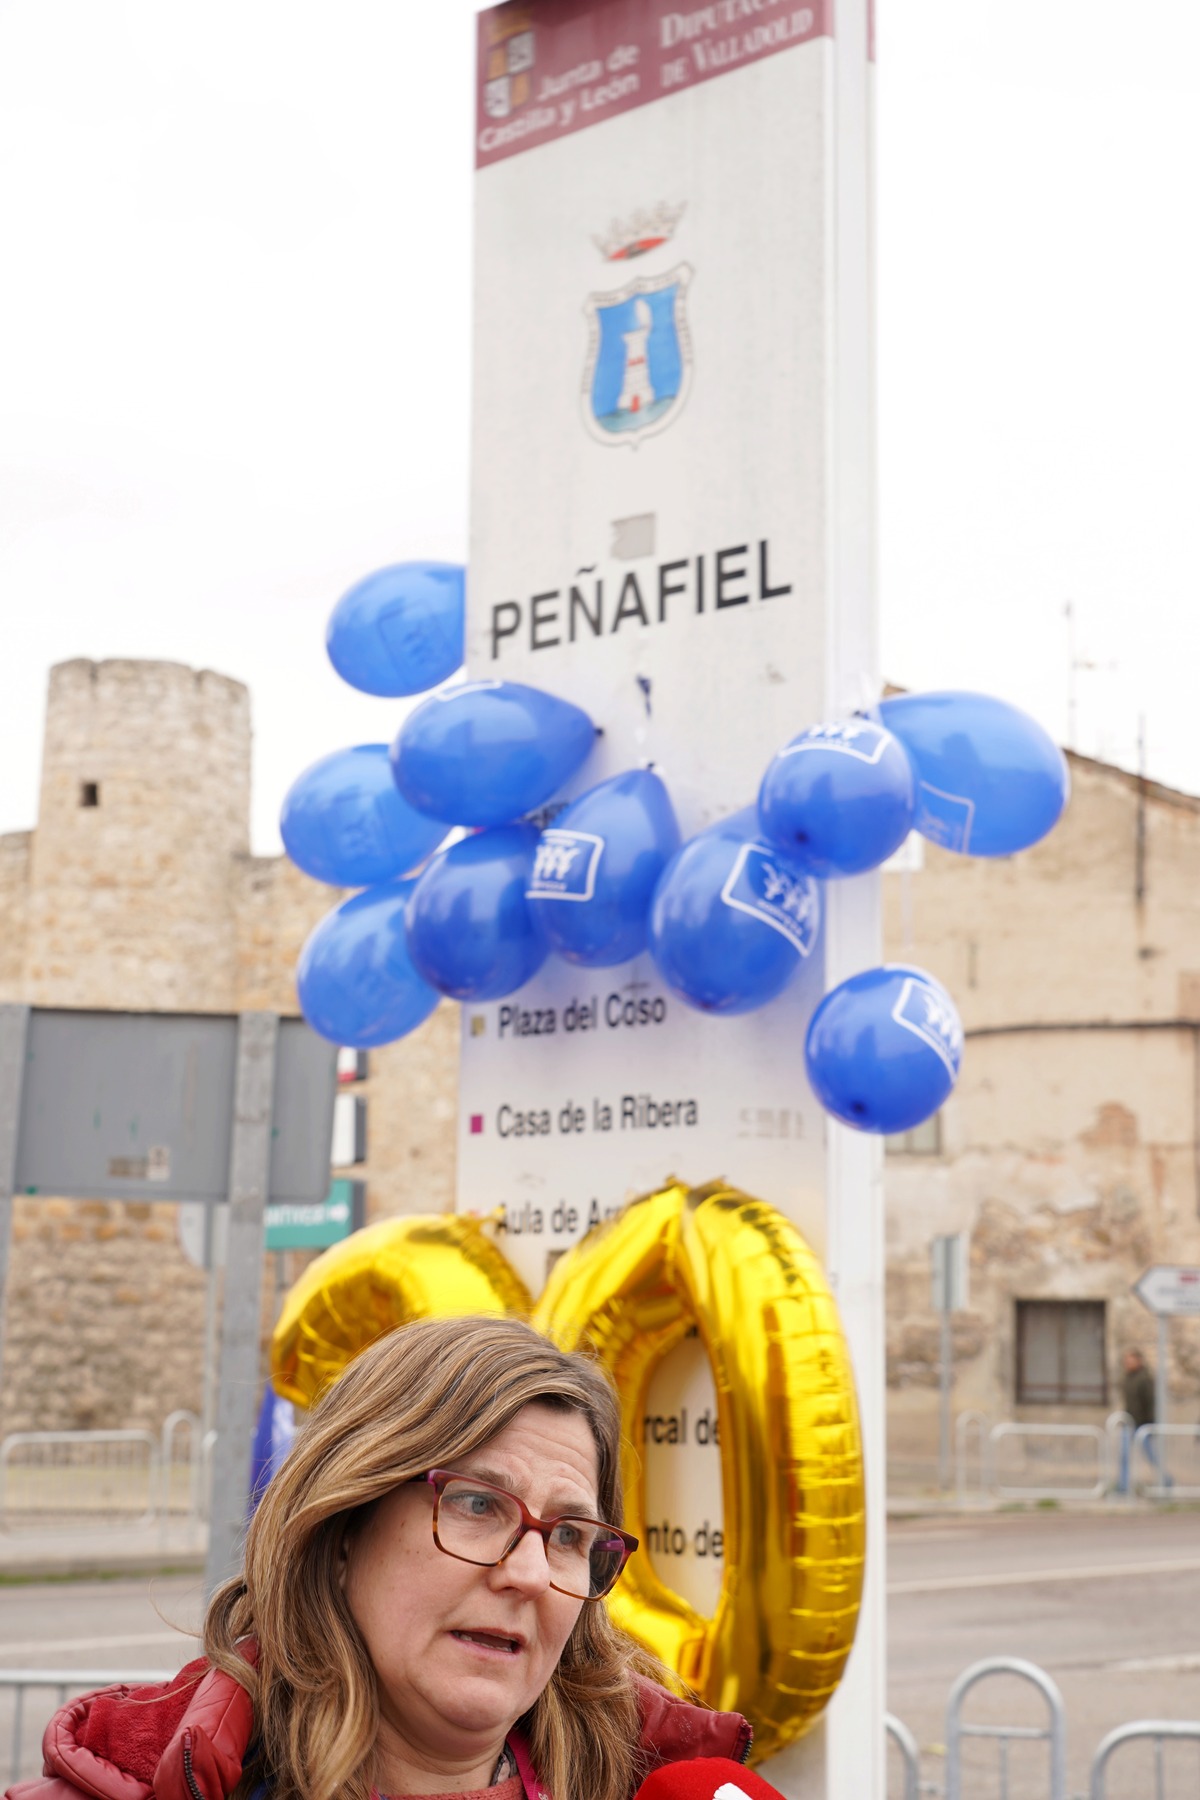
left=14, top=1009, right=337, bottom=1204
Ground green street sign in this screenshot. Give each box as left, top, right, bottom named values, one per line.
left=265, top=1178, right=359, bottom=1251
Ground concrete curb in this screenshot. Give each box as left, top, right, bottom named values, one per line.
left=0, top=1528, right=208, bottom=1582
left=886, top=1493, right=1192, bottom=1519
left=0, top=1552, right=206, bottom=1583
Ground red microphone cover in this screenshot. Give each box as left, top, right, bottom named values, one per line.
left=633, top=1759, right=785, bottom=1800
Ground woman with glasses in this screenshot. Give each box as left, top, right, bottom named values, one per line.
left=8, top=1316, right=750, bottom=1800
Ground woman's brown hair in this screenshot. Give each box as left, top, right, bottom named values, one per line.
left=204, top=1315, right=664, bottom=1800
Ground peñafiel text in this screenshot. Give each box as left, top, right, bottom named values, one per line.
left=489, top=538, right=792, bottom=660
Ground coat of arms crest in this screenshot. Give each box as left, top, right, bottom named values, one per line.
left=582, top=258, right=693, bottom=448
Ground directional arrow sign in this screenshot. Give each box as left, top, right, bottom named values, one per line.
left=1133, top=1264, right=1200, bottom=1317
left=265, top=1179, right=360, bottom=1251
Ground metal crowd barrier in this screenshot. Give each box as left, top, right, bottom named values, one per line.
left=1136, top=1424, right=1200, bottom=1501
left=160, top=1410, right=205, bottom=1523
left=200, top=1427, right=218, bottom=1523
left=955, top=1408, right=991, bottom=1505
left=989, top=1422, right=1108, bottom=1502
left=944, top=1656, right=1067, bottom=1800
left=952, top=1410, right=1186, bottom=1505
left=0, top=1431, right=160, bottom=1530
left=1, top=1669, right=175, bottom=1787
left=1089, top=1720, right=1200, bottom=1800
left=0, top=1417, right=212, bottom=1534
left=885, top=1711, right=921, bottom=1800
left=1103, top=1410, right=1134, bottom=1494
left=4, top=1660, right=1199, bottom=1799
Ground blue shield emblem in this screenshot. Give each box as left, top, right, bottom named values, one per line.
left=583, top=265, right=693, bottom=446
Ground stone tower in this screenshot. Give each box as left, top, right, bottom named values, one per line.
left=23, top=660, right=251, bottom=1009
left=0, top=657, right=461, bottom=1435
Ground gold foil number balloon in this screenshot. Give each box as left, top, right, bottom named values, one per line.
left=271, top=1183, right=863, bottom=1752
left=532, top=1180, right=865, bottom=1760
left=271, top=1212, right=532, bottom=1409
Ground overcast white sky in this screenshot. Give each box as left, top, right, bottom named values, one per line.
left=1, top=1, right=1197, bottom=854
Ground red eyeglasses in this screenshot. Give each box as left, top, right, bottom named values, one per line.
left=416, top=1469, right=637, bottom=1601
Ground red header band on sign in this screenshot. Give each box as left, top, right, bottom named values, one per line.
left=476, top=0, right=832, bottom=169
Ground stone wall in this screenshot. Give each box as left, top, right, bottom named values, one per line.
left=365, top=1004, right=461, bottom=1220
left=882, top=755, right=1200, bottom=1472
left=5, top=660, right=1200, bottom=1468
left=232, top=852, right=339, bottom=1013
left=228, top=850, right=462, bottom=1218
left=0, top=832, right=30, bottom=990
left=881, top=753, right=1200, bottom=1030
left=23, top=660, right=250, bottom=1011
left=0, top=658, right=463, bottom=1438
left=0, top=663, right=310, bottom=1435
left=3, top=1198, right=208, bottom=1433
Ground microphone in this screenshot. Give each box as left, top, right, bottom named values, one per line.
left=633, top=1758, right=788, bottom=1800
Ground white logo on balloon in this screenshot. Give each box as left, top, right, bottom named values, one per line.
left=891, top=976, right=964, bottom=1076
left=526, top=829, right=605, bottom=901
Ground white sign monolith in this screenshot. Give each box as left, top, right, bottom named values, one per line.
left=460, top=7, right=881, bottom=1793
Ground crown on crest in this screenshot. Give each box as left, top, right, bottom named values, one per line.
left=593, top=201, right=687, bottom=262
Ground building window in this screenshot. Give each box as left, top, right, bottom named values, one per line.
left=337, top=1047, right=368, bottom=1084
left=886, top=1112, right=942, bottom=1156
left=1016, top=1300, right=1107, bottom=1405
left=331, top=1092, right=367, bottom=1167
left=79, top=781, right=100, bottom=807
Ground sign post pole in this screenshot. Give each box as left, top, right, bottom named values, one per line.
left=939, top=1307, right=953, bottom=1489
left=931, top=1233, right=968, bottom=1490
left=1132, top=1265, right=1200, bottom=1491
left=201, top=1204, right=221, bottom=1439
left=0, top=1004, right=31, bottom=1374
left=1156, top=1312, right=1169, bottom=1483
left=204, top=1012, right=279, bottom=1596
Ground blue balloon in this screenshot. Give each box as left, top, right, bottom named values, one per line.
left=297, top=880, right=441, bottom=1049
left=326, top=562, right=465, bottom=698
left=878, top=691, right=1069, bottom=856
left=805, top=963, right=962, bottom=1134
left=405, top=824, right=548, bottom=1001
left=392, top=681, right=596, bottom=827
left=527, top=770, right=681, bottom=968
left=647, top=809, right=821, bottom=1015
left=249, top=1384, right=296, bottom=1514
left=280, top=745, right=448, bottom=887
left=757, top=718, right=915, bottom=877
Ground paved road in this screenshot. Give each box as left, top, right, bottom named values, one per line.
left=0, top=1573, right=202, bottom=1787
left=888, top=1509, right=1200, bottom=1798
left=3, top=1512, right=1199, bottom=1796
left=0, top=1573, right=203, bottom=1670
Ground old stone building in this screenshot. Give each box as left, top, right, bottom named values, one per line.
left=883, top=752, right=1200, bottom=1476
left=0, top=659, right=457, bottom=1433
left=3, top=658, right=1198, bottom=1477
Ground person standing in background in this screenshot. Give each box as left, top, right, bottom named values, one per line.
left=1117, top=1347, right=1171, bottom=1494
